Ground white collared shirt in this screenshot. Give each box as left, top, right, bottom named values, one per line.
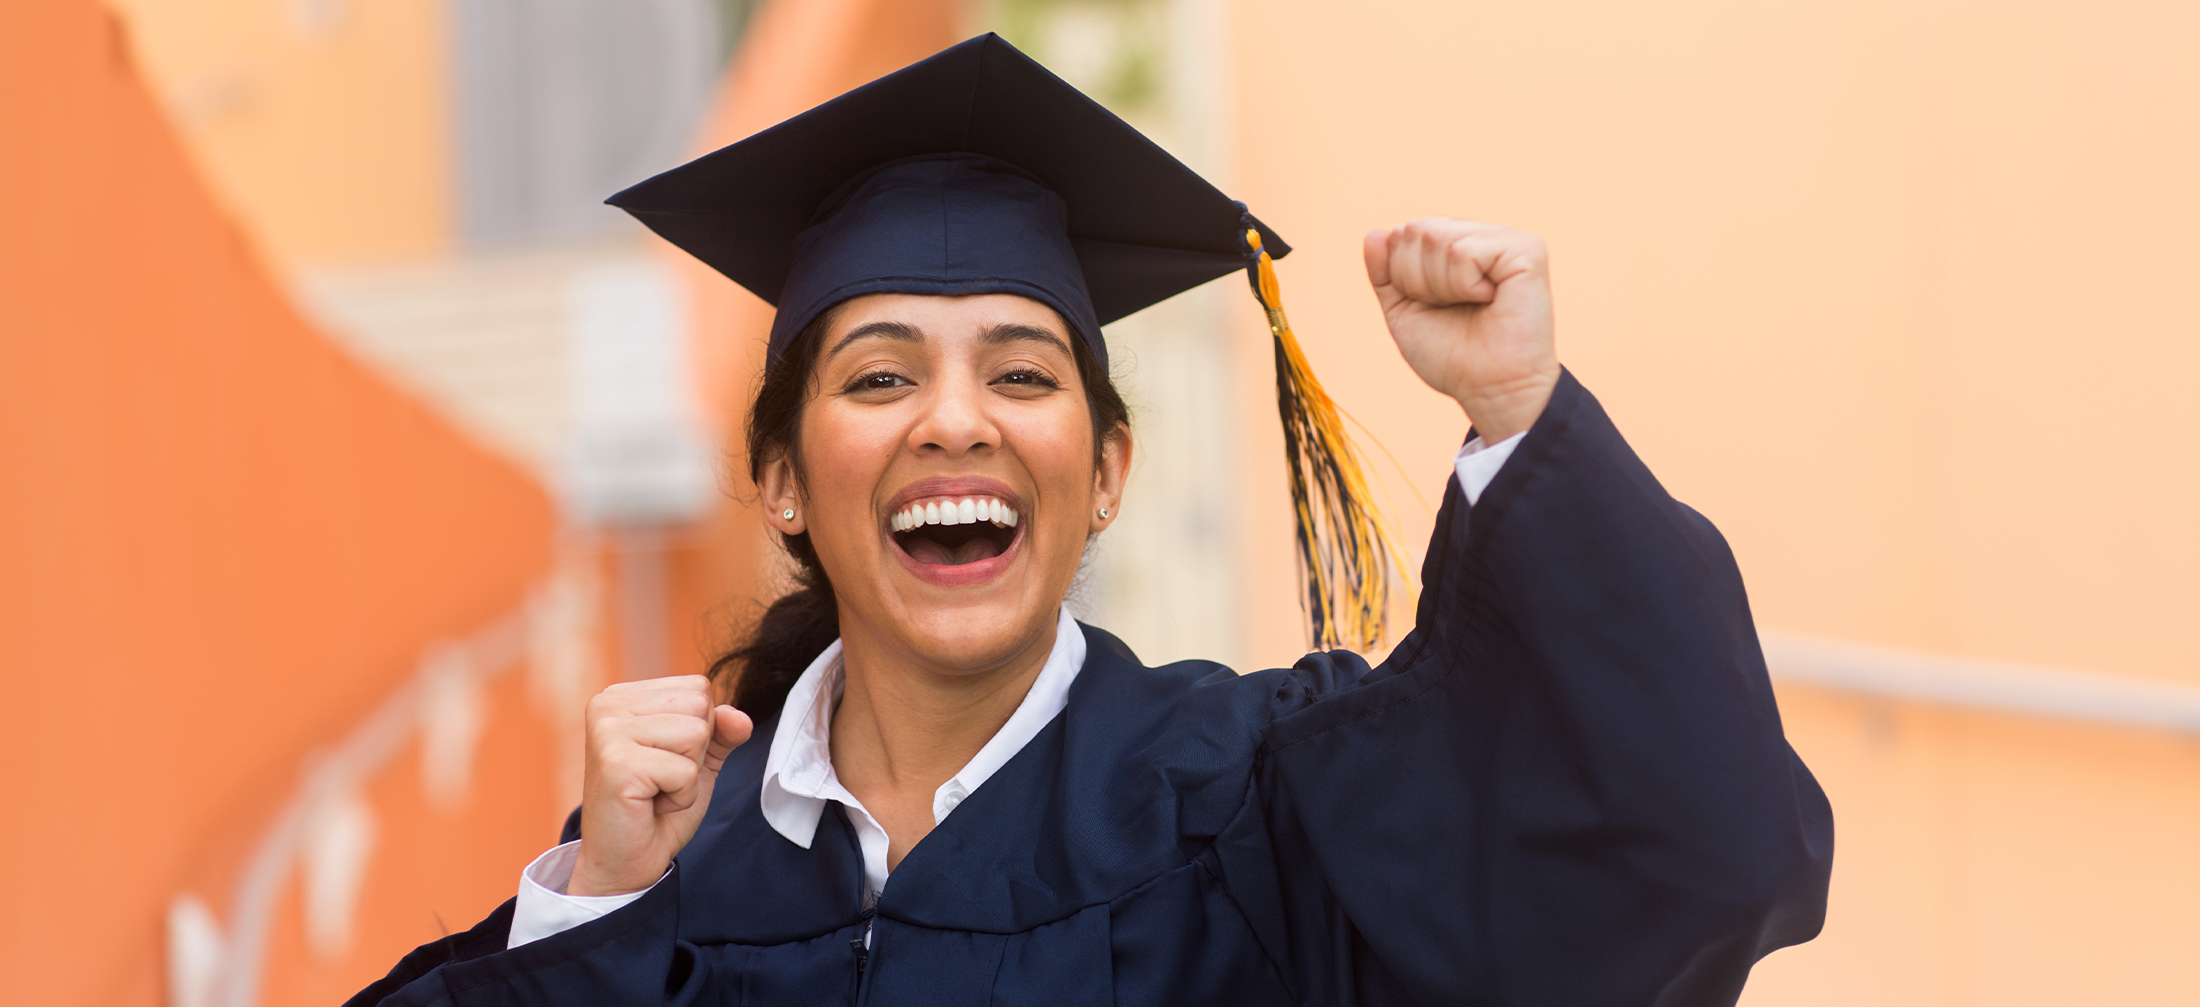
left=508, top=432, right=1520, bottom=949
left=759, top=603, right=1087, bottom=902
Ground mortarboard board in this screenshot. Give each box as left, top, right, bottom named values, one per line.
left=608, top=33, right=1396, bottom=651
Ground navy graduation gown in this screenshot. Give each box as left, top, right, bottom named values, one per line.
left=348, top=372, right=1832, bottom=1007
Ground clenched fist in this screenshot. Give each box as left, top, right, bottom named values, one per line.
left=569, top=676, right=753, bottom=896
left=1364, top=219, right=1562, bottom=442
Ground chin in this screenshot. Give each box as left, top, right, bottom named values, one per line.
left=924, top=622, right=1035, bottom=672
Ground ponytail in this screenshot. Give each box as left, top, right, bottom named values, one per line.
left=710, top=534, right=838, bottom=718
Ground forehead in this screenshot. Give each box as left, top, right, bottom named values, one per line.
left=827, top=292, right=1069, bottom=340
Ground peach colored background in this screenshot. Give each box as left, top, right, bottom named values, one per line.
left=1223, top=1, right=2200, bottom=1003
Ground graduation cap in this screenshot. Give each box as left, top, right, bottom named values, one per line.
left=609, top=33, right=1397, bottom=651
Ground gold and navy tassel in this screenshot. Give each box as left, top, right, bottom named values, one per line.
left=1240, top=214, right=1398, bottom=652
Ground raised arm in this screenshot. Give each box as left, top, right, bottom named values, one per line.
left=1244, top=222, right=1832, bottom=1006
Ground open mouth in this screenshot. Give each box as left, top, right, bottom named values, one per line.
left=889, top=496, right=1021, bottom=567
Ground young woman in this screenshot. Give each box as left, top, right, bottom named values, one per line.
left=352, top=35, right=1830, bottom=1007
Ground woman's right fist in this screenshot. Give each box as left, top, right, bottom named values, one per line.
left=569, top=675, right=753, bottom=896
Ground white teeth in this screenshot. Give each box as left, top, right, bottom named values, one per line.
left=890, top=497, right=1020, bottom=531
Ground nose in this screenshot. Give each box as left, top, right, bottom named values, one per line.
left=906, top=372, right=1000, bottom=458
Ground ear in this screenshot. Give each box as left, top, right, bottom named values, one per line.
left=1089, top=424, right=1133, bottom=533
left=758, top=450, right=806, bottom=534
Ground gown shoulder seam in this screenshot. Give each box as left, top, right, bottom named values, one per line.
left=1265, top=653, right=1460, bottom=756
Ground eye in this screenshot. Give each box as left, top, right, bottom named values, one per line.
left=992, top=368, right=1061, bottom=390
left=844, top=369, right=911, bottom=393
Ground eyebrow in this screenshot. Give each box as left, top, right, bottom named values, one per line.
left=980, top=323, right=1074, bottom=356
left=826, top=320, right=923, bottom=357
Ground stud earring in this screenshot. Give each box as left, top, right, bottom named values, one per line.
left=782, top=508, right=796, bottom=521
left=1097, top=507, right=1109, bottom=519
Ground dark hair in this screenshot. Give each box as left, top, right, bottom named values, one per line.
left=709, top=304, right=1131, bottom=719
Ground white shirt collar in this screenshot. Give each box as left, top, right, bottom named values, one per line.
left=759, top=605, right=1087, bottom=853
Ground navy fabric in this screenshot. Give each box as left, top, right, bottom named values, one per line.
left=347, top=373, right=1832, bottom=1007
left=605, top=33, right=1289, bottom=366
left=770, top=154, right=1104, bottom=364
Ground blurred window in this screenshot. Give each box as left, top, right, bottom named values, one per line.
left=452, top=0, right=735, bottom=248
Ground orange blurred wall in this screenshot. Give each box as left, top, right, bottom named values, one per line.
left=100, top=0, right=452, bottom=264
left=0, top=1, right=566, bottom=1004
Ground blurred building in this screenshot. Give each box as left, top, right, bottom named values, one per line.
left=2, top=0, right=2196, bottom=1004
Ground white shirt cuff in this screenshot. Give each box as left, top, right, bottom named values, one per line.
left=507, top=840, right=663, bottom=949
left=1452, top=431, right=1524, bottom=506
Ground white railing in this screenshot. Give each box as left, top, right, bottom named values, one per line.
left=167, top=560, right=598, bottom=1007
left=1762, top=631, right=2200, bottom=734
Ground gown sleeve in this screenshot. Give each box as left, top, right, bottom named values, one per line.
left=340, top=862, right=707, bottom=1007
left=1252, top=370, right=1834, bottom=1007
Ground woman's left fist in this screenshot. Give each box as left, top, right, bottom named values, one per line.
left=1363, top=219, right=1560, bottom=442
